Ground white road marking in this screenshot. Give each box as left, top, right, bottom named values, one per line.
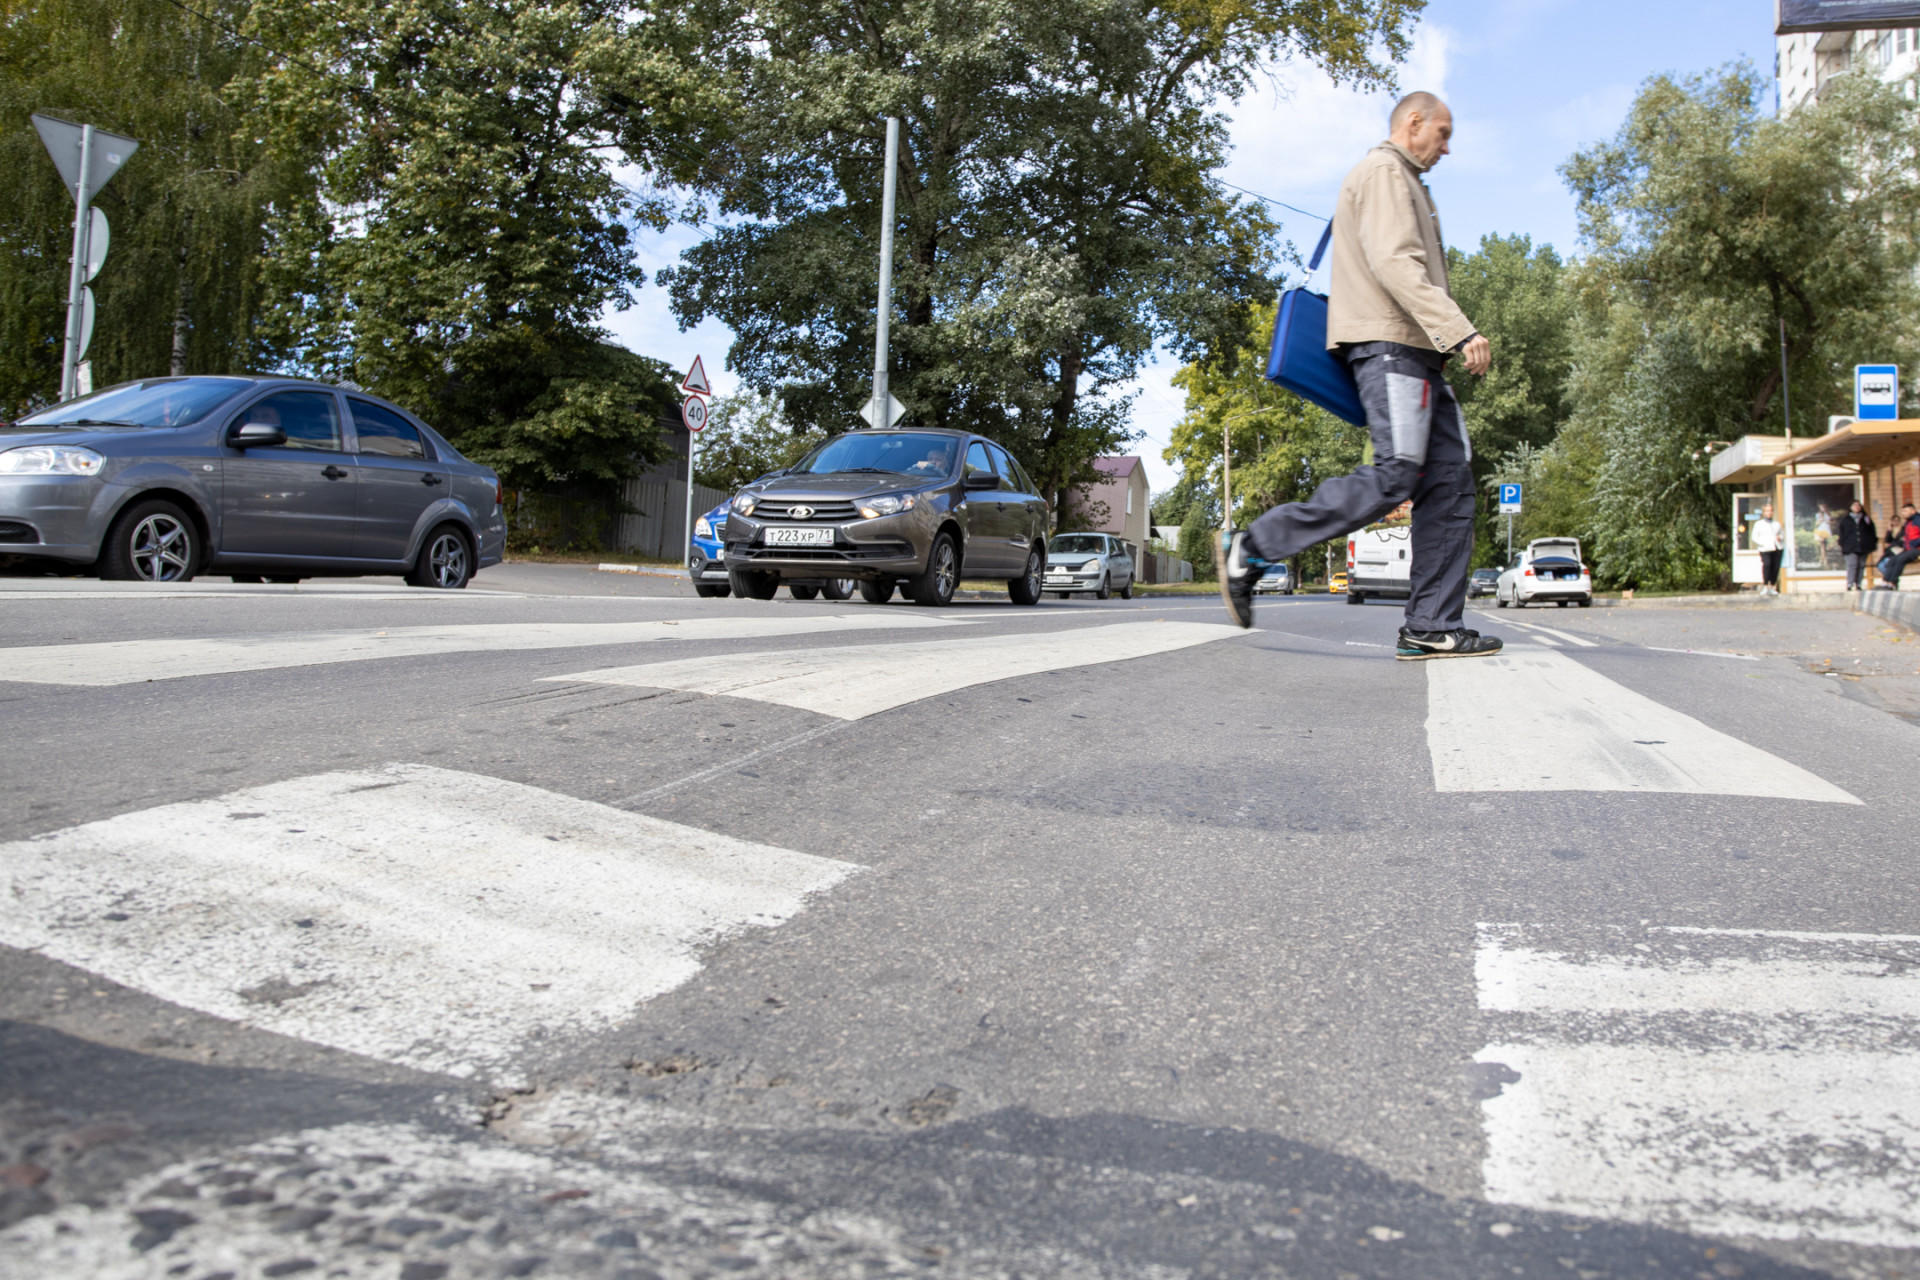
left=1477, top=923, right=1920, bottom=1246
left=550, top=620, right=1243, bottom=720
left=1645, top=646, right=1760, bottom=661
left=0, top=613, right=964, bottom=686
left=1425, top=644, right=1858, bottom=802
left=0, top=764, right=857, bottom=1079
left=1501, top=618, right=1597, bottom=647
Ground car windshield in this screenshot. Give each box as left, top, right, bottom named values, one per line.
left=18, top=377, right=251, bottom=428
left=1260, top=566, right=1286, bottom=577
left=1049, top=535, right=1106, bottom=554
left=791, top=432, right=957, bottom=478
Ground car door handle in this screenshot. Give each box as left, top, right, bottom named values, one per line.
left=421, top=474, right=444, bottom=486
left=321, top=465, right=349, bottom=480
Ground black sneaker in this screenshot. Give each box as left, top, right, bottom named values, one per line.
left=1396, top=627, right=1504, bottom=660
left=1215, top=530, right=1261, bottom=628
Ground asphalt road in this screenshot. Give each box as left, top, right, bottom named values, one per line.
left=2, top=565, right=1918, bottom=1279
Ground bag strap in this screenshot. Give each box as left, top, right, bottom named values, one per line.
left=1307, top=221, right=1333, bottom=272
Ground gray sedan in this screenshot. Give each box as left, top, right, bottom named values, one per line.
left=1043, top=533, right=1134, bottom=599
left=0, top=376, right=505, bottom=586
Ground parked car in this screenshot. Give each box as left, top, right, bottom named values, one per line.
left=1468, top=567, right=1501, bottom=598
left=0, top=375, right=505, bottom=587
left=1346, top=525, right=1412, bottom=605
left=1043, top=532, right=1134, bottom=599
left=722, top=429, right=1049, bottom=607
left=1328, top=571, right=1348, bottom=594
left=1253, top=563, right=1293, bottom=595
left=1497, top=537, right=1593, bottom=608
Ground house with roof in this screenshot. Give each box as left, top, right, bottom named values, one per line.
left=1068, top=456, right=1152, bottom=567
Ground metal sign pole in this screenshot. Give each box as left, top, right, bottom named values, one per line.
left=870, top=117, right=899, bottom=428
left=683, top=428, right=697, bottom=575
left=60, top=124, right=94, bottom=402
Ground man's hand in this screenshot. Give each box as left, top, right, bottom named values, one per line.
left=1460, top=333, right=1491, bottom=376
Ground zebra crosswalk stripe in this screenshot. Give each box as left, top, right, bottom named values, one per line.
left=0, top=764, right=859, bottom=1081
left=1476, top=922, right=1920, bottom=1246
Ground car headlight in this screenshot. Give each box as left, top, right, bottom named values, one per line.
left=694, top=516, right=714, bottom=538
left=0, top=445, right=104, bottom=476
left=731, top=493, right=757, bottom=516
left=857, top=493, right=917, bottom=519
left=1077, top=561, right=1101, bottom=575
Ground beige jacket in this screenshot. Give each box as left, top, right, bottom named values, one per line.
left=1325, top=142, right=1476, bottom=354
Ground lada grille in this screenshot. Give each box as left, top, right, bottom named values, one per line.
left=753, top=499, right=861, bottom=521
left=727, top=540, right=912, bottom=563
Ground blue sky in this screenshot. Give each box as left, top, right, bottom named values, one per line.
left=603, top=0, right=1777, bottom=492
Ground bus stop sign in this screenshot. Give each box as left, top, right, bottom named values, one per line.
left=1498, top=483, right=1522, bottom=514
left=1857, top=365, right=1899, bottom=420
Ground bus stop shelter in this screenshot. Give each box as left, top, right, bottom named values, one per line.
left=1711, top=421, right=1920, bottom=591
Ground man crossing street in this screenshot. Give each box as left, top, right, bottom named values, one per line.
left=1217, top=91, right=1501, bottom=661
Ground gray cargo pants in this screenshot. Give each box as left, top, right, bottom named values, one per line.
left=1245, top=343, right=1476, bottom=633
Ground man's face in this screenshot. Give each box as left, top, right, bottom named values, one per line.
left=1405, top=106, right=1453, bottom=169
left=1762, top=505, right=1774, bottom=519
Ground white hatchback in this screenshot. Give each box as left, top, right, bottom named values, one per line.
left=1497, top=537, right=1593, bottom=608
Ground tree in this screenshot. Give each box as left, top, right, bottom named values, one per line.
left=0, top=0, right=298, bottom=415
left=1554, top=64, right=1920, bottom=589
left=691, top=390, right=827, bottom=492
left=240, top=0, right=675, bottom=491
left=1445, top=234, right=1574, bottom=564
left=646, top=0, right=1422, bottom=521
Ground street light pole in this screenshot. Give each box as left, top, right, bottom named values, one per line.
left=869, top=117, right=899, bottom=429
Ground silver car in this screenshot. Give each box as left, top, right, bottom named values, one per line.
left=0, top=375, right=505, bottom=586
left=1043, top=533, right=1134, bottom=599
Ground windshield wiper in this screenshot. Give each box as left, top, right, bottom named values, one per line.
left=831, top=467, right=899, bottom=474
left=69, top=418, right=145, bottom=428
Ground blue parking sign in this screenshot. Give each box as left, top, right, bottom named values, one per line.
left=1498, top=483, right=1522, bottom=514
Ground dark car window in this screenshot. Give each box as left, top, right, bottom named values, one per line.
left=349, top=398, right=427, bottom=460
left=242, top=391, right=342, bottom=452
left=965, top=442, right=994, bottom=481
left=791, top=432, right=957, bottom=478
left=20, top=376, right=250, bottom=428
left=985, top=443, right=1022, bottom=491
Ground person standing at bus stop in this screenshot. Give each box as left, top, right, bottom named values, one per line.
left=1838, top=500, right=1876, bottom=591
left=1750, top=503, right=1784, bottom=595
left=1216, top=91, right=1501, bottom=660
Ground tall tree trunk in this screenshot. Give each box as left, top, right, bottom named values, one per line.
left=169, top=229, right=193, bottom=376
left=1045, top=345, right=1082, bottom=529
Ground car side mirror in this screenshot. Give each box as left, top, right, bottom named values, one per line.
left=232, top=422, right=287, bottom=449
left=964, top=473, right=995, bottom=490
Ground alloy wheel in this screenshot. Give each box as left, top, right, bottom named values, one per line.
left=129, top=513, right=193, bottom=583
left=931, top=540, right=956, bottom=600
left=427, top=531, right=468, bottom=587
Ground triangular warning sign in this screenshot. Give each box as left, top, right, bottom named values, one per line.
left=681, top=355, right=712, bottom=396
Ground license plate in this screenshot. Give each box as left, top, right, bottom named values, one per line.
left=1044, top=575, right=1073, bottom=585
left=765, top=526, right=834, bottom=547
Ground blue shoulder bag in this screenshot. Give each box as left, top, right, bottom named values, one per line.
left=1264, top=223, right=1366, bottom=426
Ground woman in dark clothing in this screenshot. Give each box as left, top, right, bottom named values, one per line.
left=1838, top=501, right=1877, bottom=591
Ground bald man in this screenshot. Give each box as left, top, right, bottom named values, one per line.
left=1219, top=91, right=1501, bottom=660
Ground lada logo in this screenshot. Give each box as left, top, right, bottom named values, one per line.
left=789, top=505, right=814, bottom=519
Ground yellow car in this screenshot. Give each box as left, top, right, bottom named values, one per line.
left=1329, top=572, right=1348, bottom=594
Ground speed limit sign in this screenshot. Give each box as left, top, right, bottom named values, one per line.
left=681, top=394, right=709, bottom=433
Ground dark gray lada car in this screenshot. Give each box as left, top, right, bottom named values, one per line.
left=723, top=429, right=1049, bottom=607
left=0, top=375, right=506, bottom=587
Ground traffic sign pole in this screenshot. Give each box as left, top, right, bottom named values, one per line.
left=680, top=364, right=711, bottom=580
left=60, top=124, right=94, bottom=401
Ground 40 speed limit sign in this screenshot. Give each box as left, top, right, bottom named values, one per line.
left=681, top=394, right=709, bottom=433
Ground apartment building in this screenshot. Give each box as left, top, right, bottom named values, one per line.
left=1779, top=25, right=1920, bottom=114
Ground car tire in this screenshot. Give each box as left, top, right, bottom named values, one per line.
left=694, top=583, right=731, bottom=598
left=731, top=569, right=780, bottom=600
left=100, top=498, right=199, bottom=583
left=1557, top=600, right=1569, bottom=608
left=1346, top=590, right=1363, bottom=605
left=1054, top=592, right=1070, bottom=600
left=406, top=525, right=472, bottom=589
left=903, top=533, right=958, bottom=607
left=789, top=584, right=821, bottom=600
left=1119, top=580, right=1133, bottom=600
left=859, top=578, right=895, bottom=604
left=1514, top=596, right=1526, bottom=609
left=1496, top=593, right=1508, bottom=608
left=1579, top=597, right=1593, bottom=608
left=1007, top=546, right=1043, bottom=606
left=823, top=578, right=856, bottom=601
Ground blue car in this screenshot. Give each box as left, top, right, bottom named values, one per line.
left=691, top=495, right=855, bottom=600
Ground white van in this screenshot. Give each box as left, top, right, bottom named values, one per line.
left=1346, top=524, right=1411, bottom=605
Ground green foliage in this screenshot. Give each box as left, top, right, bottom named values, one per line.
left=1178, top=503, right=1215, bottom=580
left=648, top=0, right=1423, bottom=518
left=691, top=390, right=827, bottom=492
left=0, top=0, right=299, bottom=415
left=239, top=0, right=673, bottom=490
